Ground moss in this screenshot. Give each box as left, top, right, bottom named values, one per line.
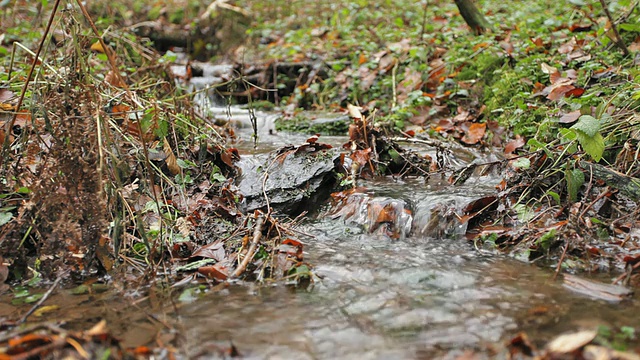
left=274, top=114, right=350, bottom=135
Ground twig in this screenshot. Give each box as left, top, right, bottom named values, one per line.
left=9, top=337, right=68, bottom=360
left=19, top=272, right=66, bottom=324
left=420, top=0, right=429, bottom=40
left=599, top=0, right=630, bottom=56
left=553, top=240, right=570, bottom=280
left=389, top=136, right=452, bottom=150
left=0, top=0, right=62, bottom=169
left=391, top=58, right=398, bottom=109
left=232, top=213, right=265, bottom=278
left=614, top=260, right=640, bottom=285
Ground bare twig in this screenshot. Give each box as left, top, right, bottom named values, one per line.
left=553, top=240, right=570, bottom=280
left=599, top=0, right=630, bottom=56
left=19, top=272, right=66, bottom=324
left=232, top=213, right=265, bottom=278
left=0, top=0, right=62, bottom=169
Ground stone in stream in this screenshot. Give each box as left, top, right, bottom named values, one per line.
left=236, top=144, right=343, bottom=215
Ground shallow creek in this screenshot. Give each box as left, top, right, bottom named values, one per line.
left=2, top=70, right=638, bottom=359
left=168, top=105, right=639, bottom=359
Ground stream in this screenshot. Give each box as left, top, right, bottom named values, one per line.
left=168, top=101, right=639, bottom=359
left=1, top=65, right=638, bottom=360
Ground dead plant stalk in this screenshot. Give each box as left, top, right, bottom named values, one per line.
left=233, top=213, right=265, bottom=278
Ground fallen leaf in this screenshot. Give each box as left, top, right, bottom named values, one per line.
left=508, top=332, right=536, bottom=357
left=0, top=88, right=15, bottom=103
left=504, top=135, right=526, bottom=155
left=545, top=330, right=596, bottom=354
left=163, top=138, right=180, bottom=175
left=461, top=122, right=486, bottom=144
left=546, top=82, right=575, bottom=101
left=198, top=263, right=229, bottom=281
left=191, top=241, right=226, bottom=262
left=559, top=110, right=581, bottom=124
left=347, top=103, right=363, bottom=120
left=564, top=87, right=585, bottom=97
left=90, top=40, right=105, bottom=53
left=541, top=63, right=558, bottom=75
left=569, top=23, right=592, bottom=32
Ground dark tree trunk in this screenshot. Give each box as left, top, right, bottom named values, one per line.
left=454, top=0, right=491, bottom=35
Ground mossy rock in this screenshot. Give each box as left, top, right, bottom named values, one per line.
left=274, top=113, right=350, bottom=135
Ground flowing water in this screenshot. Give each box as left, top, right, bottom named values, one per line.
left=2, top=68, right=638, bottom=359
left=167, top=104, right=639, bottom=359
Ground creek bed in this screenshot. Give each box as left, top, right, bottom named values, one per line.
left=167, top=106, right=639, bottom=359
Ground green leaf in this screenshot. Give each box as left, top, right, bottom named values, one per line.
left=0, top=212, right=12, bottom=226
left=576, top=131, right=605, bottom=161
left=16, top=187, right=31, bottom=194
left=537, top=229, right=557, bottom=250
left=572, top=115, right=600, bottom=137
left=546, top=190, right=561, bottom=205
left=527, top=138, right=552, bottom=156
left=571, top=116, right=604, bottom=161
left=618, top=23, right=640, bottom=32
left=558, top=128, right=577, bottom=141
left=565, top=168, right=585, bottom=202
left=512, top=157, right=530, bottom=170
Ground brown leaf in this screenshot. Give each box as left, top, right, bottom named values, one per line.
left=191, top=241, right=226, bottom=262
left=282, top=238, right=304, bottom=248
left=559, top=110, right=581, bottom=124
left=0, top=88, right=15, bottom=103
left=163, top=138, right=180, bottom=175
left=104, top=70, right=127, bottom=88
left=306, top=134, right=320, bottom=144
left=350, top=148, right=372, bottom=166
left=546, top=83, right=575, bottom=101
left=504, top=135, right=526, bottom=155
left=198, top=263, right=229, bottom=281
left=569, top=23, right=592, bottom=32
left=564, top=87, right=585, bottom=98
left=508, top=332, right=536, bottom=357
left=220, top=147, right=239, bottom=167
left=461, top=122, right=486, bottom=144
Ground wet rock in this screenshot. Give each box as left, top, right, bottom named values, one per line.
left=328, top=189, right=413, bottom=240
left=237, top=145, right=343, bottom=215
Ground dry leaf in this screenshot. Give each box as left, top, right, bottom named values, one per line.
left=461, top=122, right=486, bottom=144
left=347, top=103, right=363, bottom=120
left=90, top=40, right=105, bottom=53
left=163, top=138, right=180, bottom=175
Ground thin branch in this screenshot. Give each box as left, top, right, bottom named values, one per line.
left=19, top=272, right=66, bottom=324
left=232, top=213, right=265, bottom=278
left=599, top=0, right=630, bottom=56
left=0, top=0, right=62, bottom=169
